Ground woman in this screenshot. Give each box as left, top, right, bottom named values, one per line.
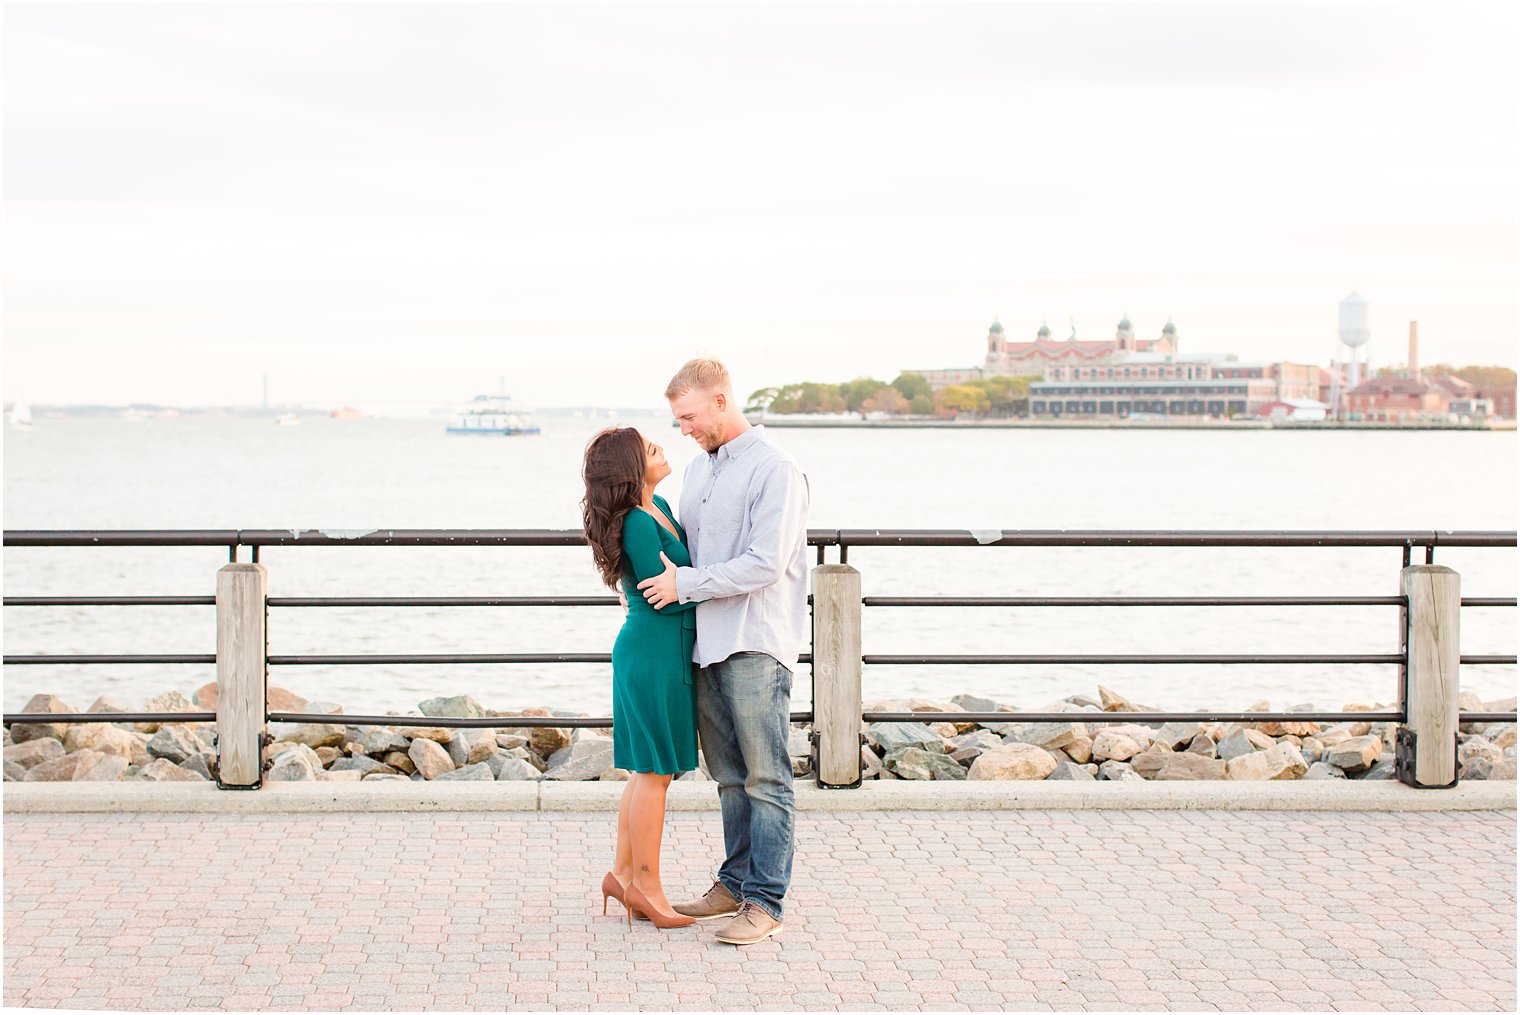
left=580, top=426, right=699, bottom=929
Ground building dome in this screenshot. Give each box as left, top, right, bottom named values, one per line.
left=1037, top=322, right=1051, bottom=338
left=989, top=319, right=1003, bottom=334
left=1118, top=316, right=1132, bottom=330
left=1162, top=319, right=1177, bottom=335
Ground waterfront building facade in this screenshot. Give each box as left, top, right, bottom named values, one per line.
left=1343, top=377, right=1447, bottom=420
left=906, top=316, right=1182, bottom=391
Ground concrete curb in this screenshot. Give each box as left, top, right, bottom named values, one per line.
left=4, top=779, right=1515, bottom=814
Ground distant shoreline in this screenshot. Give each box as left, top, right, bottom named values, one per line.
left=746, top=416, right=1515, bottom=431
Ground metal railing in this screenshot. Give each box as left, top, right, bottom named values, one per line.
left=4, top=528, right=1516, bottom=788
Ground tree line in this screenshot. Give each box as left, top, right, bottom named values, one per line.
left=1372, top=364, right=1517, bottom=390
left=746, top=373, right=1033, bottom=419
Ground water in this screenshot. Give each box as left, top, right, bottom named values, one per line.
left=3, top=414, right=1515, bottom=716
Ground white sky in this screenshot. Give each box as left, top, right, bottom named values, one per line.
left=4, top=3, right=1517, bottom=409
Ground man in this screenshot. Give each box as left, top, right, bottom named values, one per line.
left=636, top=357, right=810, bottom=946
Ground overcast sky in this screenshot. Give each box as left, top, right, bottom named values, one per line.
left=4, top=3, right=1517, bottom=410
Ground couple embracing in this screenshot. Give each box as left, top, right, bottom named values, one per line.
left=579, top=358, right=810, bottom=945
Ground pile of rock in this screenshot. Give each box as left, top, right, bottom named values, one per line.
left=853, top=687, right=1516, bottom=783
left=2, top=687, right=705, bottom=785
left=5, top=684, right=1514, bottom=785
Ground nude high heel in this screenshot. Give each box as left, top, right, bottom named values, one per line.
left=624, top=883, right=695, bottom=928
left=601, top=872, right=650, bottom=920
left=601, top=872, right=624, bottom=915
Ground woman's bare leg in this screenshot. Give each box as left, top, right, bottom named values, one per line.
left=612, top=776, right=636, bottom=887
left=628, top=772, right=676, bottom=914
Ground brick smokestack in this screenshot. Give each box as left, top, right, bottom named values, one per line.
left=1409, top=321, right=1420, bottom=382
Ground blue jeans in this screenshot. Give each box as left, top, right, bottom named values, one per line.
left=696, top=652, right=795, bottom=921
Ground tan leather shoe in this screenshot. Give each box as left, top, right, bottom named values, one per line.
left=714, top=901, right=783, bottom=945
left=672, top=880, right=741, bottom=921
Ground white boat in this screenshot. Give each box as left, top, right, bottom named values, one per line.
left=446, top=394, right=542, bottom=435
left=275, top=413, right=301, bottom=426
left=8, top=403, right=33, bottom=429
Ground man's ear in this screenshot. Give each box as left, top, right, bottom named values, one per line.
left=714, top=391, right=727, bottom=412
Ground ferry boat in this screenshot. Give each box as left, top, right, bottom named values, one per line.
left=274, top=413, right=301, bottom=426
left=447, top=395, right=542, bottom=436
left=8, top=403, right=32, bottom=429
left=330, top=406, right=364, bottom=420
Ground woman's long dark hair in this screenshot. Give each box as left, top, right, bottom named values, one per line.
left=581, top=427, right=646, bottom=588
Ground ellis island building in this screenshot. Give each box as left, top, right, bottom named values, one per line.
left=908, top=317, right=1318, bottom=419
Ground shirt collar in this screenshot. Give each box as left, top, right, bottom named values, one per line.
left=713, top=424, right=764, bottom=464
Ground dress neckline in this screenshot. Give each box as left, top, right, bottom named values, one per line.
left=636, top=502, right=681, bottom=539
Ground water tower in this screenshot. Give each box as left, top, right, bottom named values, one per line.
left=1338, top=292, right=1370, bottom=390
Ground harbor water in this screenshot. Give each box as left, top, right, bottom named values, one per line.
left=3, top=413, right=1515, bottom=715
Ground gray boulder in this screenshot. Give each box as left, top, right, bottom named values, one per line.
left=1098, top=760, right=1135, bottom=781
left=348, top=727, right=411, bottom=755
left=5, top=738, right=65, bottom=770
left=266, top=744, right=322, bottom=781
left=543, top=737, right=615, bottom=781
left=11, top=694, right=77, bottom=743
left=493, top=757, right=543, bottom=781
left=1185, top=733, right=1218, bottom=759
left=136, top=758, right=207, bottom=782
left=330, top=755, right=394, bottom=776
left=883, top=747, right=965, bottom=781
left=1358, top=756, right=1397, bottom=780
left=1324, top=735, right=1382, bottom=773
left=949, top=694, right=1006, bottom=714
left=1462, top=757, right=1518, bottom=780
left=860, top=745, right=883, bottom=779
left=865, top=722, right=944, bottom=754
left=28, top=749, right=128, bottom=781
left=1154, top=722, right=1203, bottom=750
left=418, top=695, right=485, bottom=719
left=435, top=762, right=494, bottom=781
left=1130, top=745, right=1226, bottom=780
left=1303, top=761, right=1346, bottom=780
left=182, top=753, right=215, bottom=781
left=1000, top=722, right=1086, bottom=751
left=1047, top=761, right=1095, bottom=781
left=1216, top=728, right=1257, bottom=762
left=445, top=730, right=474, bottom=768
left=278, top=723, right=347, bottom=749
left=147, top=724, right=206, bottom=764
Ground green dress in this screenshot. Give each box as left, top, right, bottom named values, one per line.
left=612, top=494, right=699, bottom=774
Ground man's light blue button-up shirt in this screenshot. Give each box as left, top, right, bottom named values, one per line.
left=673, top=426, right=811, bottom=671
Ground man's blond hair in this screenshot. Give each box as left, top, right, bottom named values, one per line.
left=664, top=358, right=732, bottom=400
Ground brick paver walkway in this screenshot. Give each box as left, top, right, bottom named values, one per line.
left=4, top=810, right=1515, bottom=1011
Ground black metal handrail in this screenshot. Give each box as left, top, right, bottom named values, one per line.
left=7, top=527, right=1516, bottom=547
left=4, top=528, right=1514, bottom=735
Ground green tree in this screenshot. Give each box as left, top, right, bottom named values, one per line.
left=746, top=387, right=780, bottom=413
left=839, top=377, right=890, bottom=414
left=976, top=375, right=1031, bottom=416
left=860, top=385, right=910, bottom=415
left=892, top=372, right=932, bottom=402
left=909, top=394, right=934, bottom=415
left=936, top=384, right=990, bottom=417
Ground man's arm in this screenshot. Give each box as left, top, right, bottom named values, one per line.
left=625, top=512, right=700, bottom=614
left=670, top=459, right=809, bottom=602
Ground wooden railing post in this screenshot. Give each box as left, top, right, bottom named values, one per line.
left=1397, top=564, right=1460, bottom=788
left=812, top=563, right=862, bottom=788
left=215, top=562, right=268, bottom=789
